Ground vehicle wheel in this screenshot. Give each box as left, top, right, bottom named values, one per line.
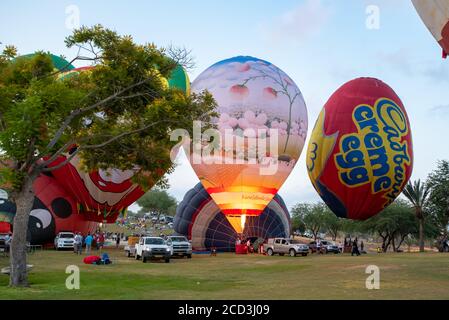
left=142, top=256, right=147, bottom=263
left=187, top=254, right=192, bottom=259
left=267, top=248, right=274, bottom=256
left=165, top=258, right=170, bottom=263
left=289, top=249, right=296, bottom=257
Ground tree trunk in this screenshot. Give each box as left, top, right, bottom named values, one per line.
left=383, top=236, right=391, bottom=253
left=391, top=236, right=396, bottom=252
left=9, top=177, right=35, bottom=287
left=418, top=218, right=425, bottom=252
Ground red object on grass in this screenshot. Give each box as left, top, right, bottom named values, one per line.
left=235, top=244, right=248, bottom=254
left=83, top=256, right=101, bottom=264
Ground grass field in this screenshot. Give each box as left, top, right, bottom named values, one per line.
left=1, top=249, right=449, bottom=300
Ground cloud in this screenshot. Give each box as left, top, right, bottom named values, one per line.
left=376, top=48, right=414, bottom=76
left=375, top=47, right=449, bottom=82
left=430, top=104, right=449, bottom=114
left=261, top=0, right=332, bottom=44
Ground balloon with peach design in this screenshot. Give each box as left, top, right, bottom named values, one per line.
left=189, top=56, right=308, bottom=234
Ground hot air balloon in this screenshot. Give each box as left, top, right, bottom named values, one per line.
left=46, top=64, right=191, bottom=222
left=412, top=0, right=449, bottom=58
left=0, top=175, right=98, bottom=244
left=15, top=52, right=75, bottom=71
left=174, top=183, right=290, bottom=252
left=306, top=77, right=413, bottom=220
left=189, top=56, right=307, bottom=234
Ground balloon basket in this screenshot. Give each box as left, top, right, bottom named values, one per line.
left=235, top=244, right=248, bottom=254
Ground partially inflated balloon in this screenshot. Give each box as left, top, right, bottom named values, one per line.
left=306, top=78, right=413, bottom=220
left=412, top=0, right=449, bottom=58
left=174, top=183, right=291, bottom=251
left=190, top=56, right=308, bottom=233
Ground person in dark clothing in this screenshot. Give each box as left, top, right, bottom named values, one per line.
left=115, top=233, right=120, bottom=248
left=351, top=239, right=360, bottom=256
left=360, top=240, right=365, bottom=253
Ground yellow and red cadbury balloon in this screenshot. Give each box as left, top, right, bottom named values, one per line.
left=307, top=78, right=413, bottom=220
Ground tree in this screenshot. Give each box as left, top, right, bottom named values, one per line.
left=291, top=202, right=328, bottom=240
left=361, top=200, right=417, bottom=252
left=290, top=203, right=306, bottom=234
left=136, top=188, right=177, bottom=223
left=426, top=160, right=449, bottom=250
left=321, top=210, right=342, bottom=241
left=0, top=25, right=216, bottom=287
left=402, top=179, right=431, bottom=252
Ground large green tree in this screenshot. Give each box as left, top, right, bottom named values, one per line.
left=320, top=209, right=343, bottom=241
left=426, top=160, right=449, bottom=250
left=402, top=179, right=431, bottom=252
left=291, top=202, right=329, bottom=240
left=361, top=200, right=417, bottom=252
left=0, top=25, right=216, bottom=287
left=136, top=188, right=177, bottom=223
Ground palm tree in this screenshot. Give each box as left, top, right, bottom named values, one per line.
left=402, top=180, right=431, bottom=252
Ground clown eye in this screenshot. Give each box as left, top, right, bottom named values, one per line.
left=30, top=209, right=52, bottom=229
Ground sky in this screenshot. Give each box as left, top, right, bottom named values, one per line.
left=1, top=0, right=448, bottom=212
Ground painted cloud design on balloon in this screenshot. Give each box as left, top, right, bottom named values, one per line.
left=193, top=56, right=308, bottom=160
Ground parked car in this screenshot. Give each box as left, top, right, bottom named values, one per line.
left=166, top=236, right=192, bottom=258
left=320, top=240, right=340, bottom=254
left=54, top=232, right=75, bottom=250
left=134, top=236, right=172, bottom=263
left=265, top=238, right=309, bottom=257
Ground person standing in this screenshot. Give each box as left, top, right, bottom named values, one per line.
left=85, top=233, right=93, bottom=255
left=360, top=240, right=365, bottom=253
left=4, top=233, right=11, bottom=254
left=74, top=232, right=83, bottom=255
left=115, top=233, right=120, bottom=249
left=351, top=239, right=360, bottom=256
left=97, top=232, right=105, bottom=251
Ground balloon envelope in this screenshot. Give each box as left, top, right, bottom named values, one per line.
left=174, top=183, right=291, bottom=252
left=190, top=56, right=307, bottom=233
left=412, top=0, right=449, bottom=58
left=0, top=175, right=98, bottom=244
left=306, top=78, right=413, bottom=220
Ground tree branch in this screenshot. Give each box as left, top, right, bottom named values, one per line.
left=41, top=119, right=174, bottom=172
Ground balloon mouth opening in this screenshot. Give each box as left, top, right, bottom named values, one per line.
left=225, top=211, right=262, bottom=234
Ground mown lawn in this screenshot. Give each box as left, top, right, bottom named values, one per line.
left=1, top=249, right=449, bottom=299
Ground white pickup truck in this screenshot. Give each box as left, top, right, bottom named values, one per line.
left=166, top=236, right=192, bottom=258
left=135, top=236, right=173, bottom=263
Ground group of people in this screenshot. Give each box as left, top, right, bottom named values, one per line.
left=343, top=237, right=365, bottom=256
left=73, top=232, right=122, bottom=255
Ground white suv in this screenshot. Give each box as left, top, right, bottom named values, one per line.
left=54, top=232, right=75, bottom=250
